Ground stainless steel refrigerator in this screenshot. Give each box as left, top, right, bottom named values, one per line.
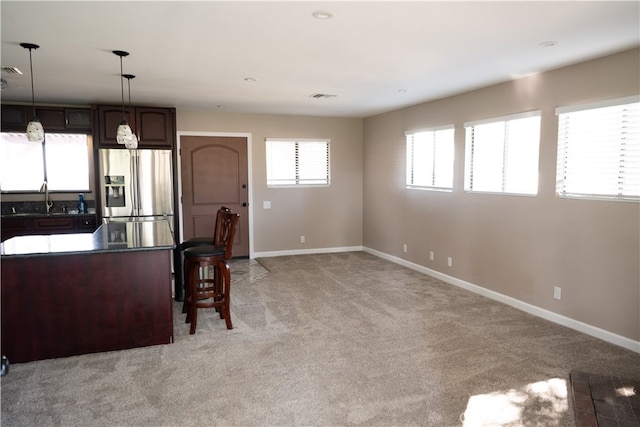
left=98, top=149, right=174, bottom=232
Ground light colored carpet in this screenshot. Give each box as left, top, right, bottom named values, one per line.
left=1, top=252, right=639, bottom=426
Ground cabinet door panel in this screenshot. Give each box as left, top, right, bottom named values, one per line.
left=34, top=217, right=75, bottom=231
left=1, top=105, right=29, bottom=130
left=75, top=215, right=97, bottom=232
left=65, top=109, right=92, bottom=130
left=97, top=106, right=133, bottom=148
left=136, top=108, right=173, bottom=148
left=1, top=218, right=33, bottom=242
left=37, top=108, right=66, bottom=130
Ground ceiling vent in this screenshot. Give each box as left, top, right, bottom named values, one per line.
left=2, top=66, right=23, bottom=75
left=310, top=93, right=337, bottom=99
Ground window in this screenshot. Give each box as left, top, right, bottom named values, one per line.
left=406, top=126, right=454, bottom=190
left=556, top=96, right=639, bottom=201
left=0, top=133, right=90, bottom=192
left=266, top=139, right=330, bottom=187
left=464, top=111, right=541, bottom=195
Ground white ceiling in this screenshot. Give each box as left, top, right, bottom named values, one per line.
left=1, top=1, right=639, bottom=118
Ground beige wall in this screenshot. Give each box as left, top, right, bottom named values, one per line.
left=363, top=48, right=640, bottom=342
left=175, top=112, right=364, bottom=254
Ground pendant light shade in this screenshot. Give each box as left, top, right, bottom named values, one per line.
left=113, top=50, right=134, bottom=145
left=123, top=74, right=138, bottom=149
left=21, top=43, right=44, bottom=143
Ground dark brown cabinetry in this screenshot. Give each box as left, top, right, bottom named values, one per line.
left=95, top=105, right=175, bottom=149
left=95, top=105, right=133, bottom=148
left=1, top=105, right=29, bottom=128
left=1, top=214, right=97, bottom=242
left=1, top=105, right=92, bottom=133
left=38, top=108, right=92, bottom=131
left=136, top=107, right=174, bottom=148
left=2, top=248, right=173, bottom=363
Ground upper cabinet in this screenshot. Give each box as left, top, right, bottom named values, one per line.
left=95, top=105, right=175, bottom=149
left=136, top=107, right=174, bottom=149
left=62, top=108, right=93, bottom=130
left=1, top=105, right=29, bottom=129
left=94, top=105, right=134, bottom=148
left=2, top=103, right=175, bottom=150
left=1, top=105, right=92, bottom=133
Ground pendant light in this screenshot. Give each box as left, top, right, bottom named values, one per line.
left=123, top=74, right=138, bottom=149
left=20, top=43, right=44, bottom=143
left=113, top=50, right=133, bottom=145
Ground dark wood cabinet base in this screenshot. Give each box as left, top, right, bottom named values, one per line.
left=1, top=249, right=174, bottom=363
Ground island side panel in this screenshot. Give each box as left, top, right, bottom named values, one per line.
left=1, top=249, right=174, bottom=363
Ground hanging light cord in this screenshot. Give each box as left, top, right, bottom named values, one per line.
left=119, top=55, right=125, bottom=120
left=127, top=77, right=132, bottom=109
left=124, top=74, right=136, bottom=134
left=26, top=46, right=37, bottom=117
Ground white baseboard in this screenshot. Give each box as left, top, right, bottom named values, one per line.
left=363, top=247, right=640, bottom=354
left=253, top=246, right=364, bottom=259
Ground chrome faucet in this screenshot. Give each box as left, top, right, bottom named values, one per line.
left=39, top=180, right=53, bottom=213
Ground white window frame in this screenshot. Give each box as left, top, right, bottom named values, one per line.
left=0, top=132, right=91, bottom=193
left=555, top=95, right=640, bottom=202
left=405, top=125, right=454, bottom=191
left=266, top=138, right=330, bottom=188
left=464, top=110, right=541, bottom=196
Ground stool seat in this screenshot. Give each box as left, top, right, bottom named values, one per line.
left=180, top=237, right=214, bottom=249
left=184, top=244, right=225, bottom=258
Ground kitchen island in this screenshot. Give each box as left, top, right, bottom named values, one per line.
left=1, top=220, right=175, bottom=363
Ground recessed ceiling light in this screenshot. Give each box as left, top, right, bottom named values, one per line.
left=539, top=41, right=557, bottom=47
left=312, top=10, right=335, bottom=20
left=244, top=77, right=257, bottom=82
left=397, top=89, right=407, bottom=93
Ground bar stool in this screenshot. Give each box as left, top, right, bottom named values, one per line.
left=183, top=210, right=239, bottom=334
left=174, top=206, right=230, bottom=301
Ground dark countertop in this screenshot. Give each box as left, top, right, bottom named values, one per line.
left=1, top=219, right=175, bottom=257
left=1, top=212, right=96, bottom=219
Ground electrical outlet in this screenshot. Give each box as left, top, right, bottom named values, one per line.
left=263, top=201, right=271, bottom=209
left=403, top=244, right=407, bottom=253
left=429, top=251, right=434, bottom=261
left=447, top=257, right=453, bottom=267
left=300, top=235, right=305, bottom=243
left=554, top=286, right=561, bottom=300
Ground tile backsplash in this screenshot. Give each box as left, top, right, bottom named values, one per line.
left=1, top=200, right=96, bottom=216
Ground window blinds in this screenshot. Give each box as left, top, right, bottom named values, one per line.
left=464, top=112, right=541, bottom=195
left=405, top=126, right=454, bottom=190
left=266, top=139, right=330, bottom=187
left=556, top=97, right=639, bottom=201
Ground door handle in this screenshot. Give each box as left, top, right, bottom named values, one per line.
left=242, top=203, right=248, bottom=207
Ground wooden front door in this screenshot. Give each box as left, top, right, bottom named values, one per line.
left=180, top=135, right=249, bottom=257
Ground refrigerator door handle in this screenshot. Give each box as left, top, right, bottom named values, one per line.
left=130, top=150, right=140, bottom=217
